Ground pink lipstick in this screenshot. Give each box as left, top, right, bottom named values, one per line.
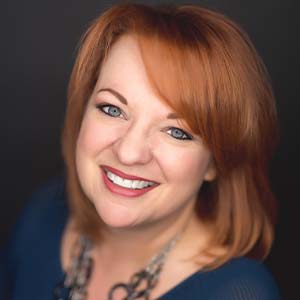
left=102, top=165, right=158, bottom=182
left=101, top=166, right=159, bottom=198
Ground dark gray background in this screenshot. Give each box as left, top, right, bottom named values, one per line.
left=1, top=0, right=299, bottom=298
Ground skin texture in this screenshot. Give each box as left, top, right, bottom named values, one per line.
left=70, top=34, right=218, bottom=299
left=76, top=35, right=216, bottom=231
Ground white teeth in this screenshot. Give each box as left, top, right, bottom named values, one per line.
left=123, top=179, right=132, bottom=188
left=137, top=181, right=144, bottom=189
left=105, top=170, right=155, bottom=190
left=115, top=176, right=123, bottom=186
left=131, top=181, right=139, bottom=189
left=107, top=172, right=115, bottom=181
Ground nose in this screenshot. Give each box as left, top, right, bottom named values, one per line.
left=112, top=122, right=153, bottom=166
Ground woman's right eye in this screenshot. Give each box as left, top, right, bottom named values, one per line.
left=96, top=104, right=123, bottom=118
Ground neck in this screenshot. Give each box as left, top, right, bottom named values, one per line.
left=93, top=202, right=208, bottom=270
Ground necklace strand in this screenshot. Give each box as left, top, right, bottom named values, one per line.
left=53, top=233, right=181, bottom=300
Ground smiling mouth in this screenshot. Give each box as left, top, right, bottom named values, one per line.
left=103, top=168, right=157, bottom=190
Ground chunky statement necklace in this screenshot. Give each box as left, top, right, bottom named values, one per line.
left=53, top=233, right=181, bottom=300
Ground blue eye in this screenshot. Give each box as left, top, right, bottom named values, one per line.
left=97, top=104, right=122, bottom=118
left=167, top=127, right=193, bottom=140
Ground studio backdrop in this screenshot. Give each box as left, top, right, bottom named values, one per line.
left=0, top=0, right=299, bottom=299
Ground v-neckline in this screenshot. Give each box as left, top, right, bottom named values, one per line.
left=53, top=200, right=208, bottom=299
left=55, top=228, right=207, bottom=300
left=154, top=268, right=207, bottom=299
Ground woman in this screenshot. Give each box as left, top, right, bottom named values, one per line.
left=1, top=3, right=280, bottom=300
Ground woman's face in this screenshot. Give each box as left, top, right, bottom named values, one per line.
left=76, top=35, right=216, bottom=229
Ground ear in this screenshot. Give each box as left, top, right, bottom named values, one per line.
left=203, top=159, right=217, bottom=182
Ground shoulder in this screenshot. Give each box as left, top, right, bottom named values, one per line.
left=14, top=176, right=67, bottom=243
left=0, top=176, right=68, bottom=299
left=4, top=175, right=68, bottom=259
left=22, top=175, right=66, bottom=217
left=163, top=257, right=281, bottom=300
left=193, top=257, right=281, bottom=299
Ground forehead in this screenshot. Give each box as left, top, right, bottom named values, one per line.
left=95, top=35, right=179, bottom=117
left=97, top=35, right=151, bottom=90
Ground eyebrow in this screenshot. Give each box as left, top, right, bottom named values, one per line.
left=167, top=112, right=180, bottom=119
left=97, top=88, right=128, bottom=105
left=97, top=87, right=180, bottom=119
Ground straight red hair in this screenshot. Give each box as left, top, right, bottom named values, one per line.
left=62, top=3, right=279, bottom=269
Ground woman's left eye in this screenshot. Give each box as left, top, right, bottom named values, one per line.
left=96, top=104, right=123, bottom=118
left=166, top=127, right=193, bottom=140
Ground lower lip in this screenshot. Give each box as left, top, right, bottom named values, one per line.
left=101, top=169, right=159, bottom=198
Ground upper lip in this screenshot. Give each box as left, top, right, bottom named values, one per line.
left=101, top=165, right=159, bottom=184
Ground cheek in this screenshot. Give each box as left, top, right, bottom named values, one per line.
left=153, top=140, right=211, bottom=184
left=76, top=115, right=122, bottom=156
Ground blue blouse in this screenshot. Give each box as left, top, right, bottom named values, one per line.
left=0, top=177, right=281, bottom=299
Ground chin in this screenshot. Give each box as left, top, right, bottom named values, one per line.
left=93, top=200, right=142, bottom=229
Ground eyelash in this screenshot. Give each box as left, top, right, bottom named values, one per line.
left=166, top=127, right=193, bottom=140
left=96, top=103, right=125, bottom=118
left=96, top=103, right=193, bottom=141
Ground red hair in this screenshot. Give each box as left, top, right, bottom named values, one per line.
left=62, top=3, right=278, bottom=269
